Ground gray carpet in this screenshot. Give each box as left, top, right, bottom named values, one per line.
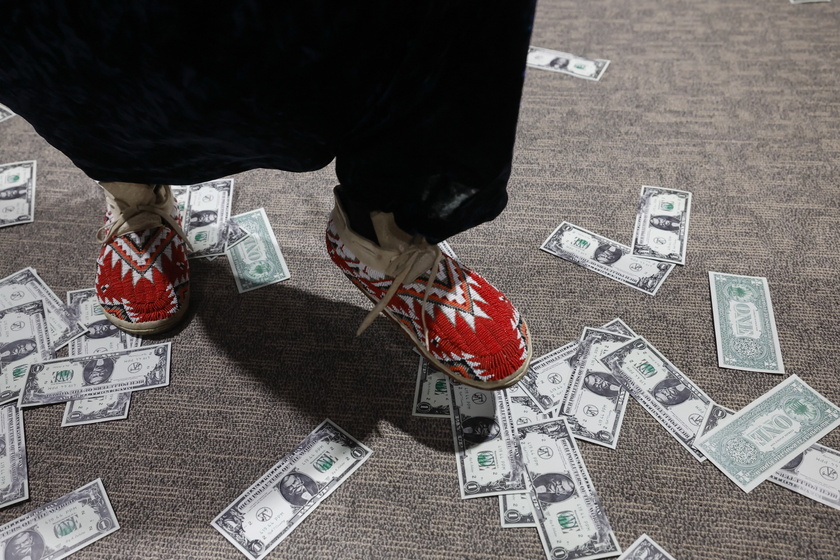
left=1, top=0, right=839, bottom=558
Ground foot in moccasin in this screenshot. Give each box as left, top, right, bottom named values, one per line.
left=325, top=187, right=532, bottom=390
left=95, top=182, right=191, bottom=335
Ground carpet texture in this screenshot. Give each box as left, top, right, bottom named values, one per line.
left=1, top=0, right=839, bottom=558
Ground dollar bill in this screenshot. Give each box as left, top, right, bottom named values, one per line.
left=0, top=478, right=119, bottom=559
left=0, top=268, right=86, bottom=351
left=0, top=403, right=28, bottom=509
left=771, top=442, right=840, bottom=511
left=600, top=337, right=713, bottom=462
left=0, top=161, right=36, bottom=229
left=62, top=289, right=137, bottom=426
left=226, top=208, right=290, bottom=293
left=18, top=342, right=171, bottom=408
left=0, top=104, right=14, bottom=123
left=0, top=301, right=53, bottom=406
left=211, top=419, right=372, bottom=560
left=412, top=357, right=450, bottom=417
left=699, top=402, right=840, bottom=509
left=541, top=223, right=674, bottom=296
left=179, top=179, right=235, bottom=258
left=499, top=493, right=537, bottom=528
left=519, top=418, right=621, bottom=560
left=709, top=272, right=784, bottom=374
left=617, top=534, right=676, bottom=560
left=561, top=328, right=632, bottom=449
left=224, top=218, right=251, bottom=250
left=696, top=374, right=840, bottom=492
left=631, top=186, right=692, bottom=265
left=449, top=381, right=527, bottom=498
left=520, top=319, right=635, bottom=413
left=526, top=46, right=610, bottom=82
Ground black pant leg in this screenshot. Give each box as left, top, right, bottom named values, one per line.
left=335, top=0, right=537, bottom=243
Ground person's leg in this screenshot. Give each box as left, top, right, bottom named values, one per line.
left=334, top=0, right=537, bottom=242
left=0, top=1, right=357, bottom=333
left=327, top=0, right=538, bottom=388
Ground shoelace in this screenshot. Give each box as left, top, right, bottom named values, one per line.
left=356, top=242, right=445, bottom=353
left=96, top=187, right=193, bottom=251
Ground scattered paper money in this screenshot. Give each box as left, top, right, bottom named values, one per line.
left=0, top=301, right=54, bottom=406
left=0, top=403, right=27, bottom=509
left=0, top=161, right=35, bottom=229
left=412, top=357, right=450, bottom=417
left=527, top=46, right=610, bottom=81
left=696, top=375, right=840, bottom=492
left=541, top=222, right=674, bottom=296
left=211, top=419, right=372, bottom=560
left=617, top=534, right=676, bottom=560
left=561, top=328, right=632, bottom=449
left=226, top=208, right=290, bottom=293
left=699, top=402, right=840, bottom=509
left=499, top=493, right=537, bottom=528
left=449, top=382, right=527, bottom=499
left=519, top=418, right=621, bottom=560
left=63, top=289, right=137, bottom=426
left=631, top=186, right=692, bottom=265
left=0, top=268, right=86, bottom=351
left=521, top=319, right=634, bottom=414
left=601, top=337, right=713, bottom=461
left=0, top=104, right=14, bottom=123
left=0, top=479, right=119, bottom=559
left=19, top=342, right=172, bottom=408
left=709, top=272, right=784, bottom=374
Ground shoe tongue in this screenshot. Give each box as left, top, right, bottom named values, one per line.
left=370, top=211, right=440, bottom=282
left=101, top=183, right=167, bottom=238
